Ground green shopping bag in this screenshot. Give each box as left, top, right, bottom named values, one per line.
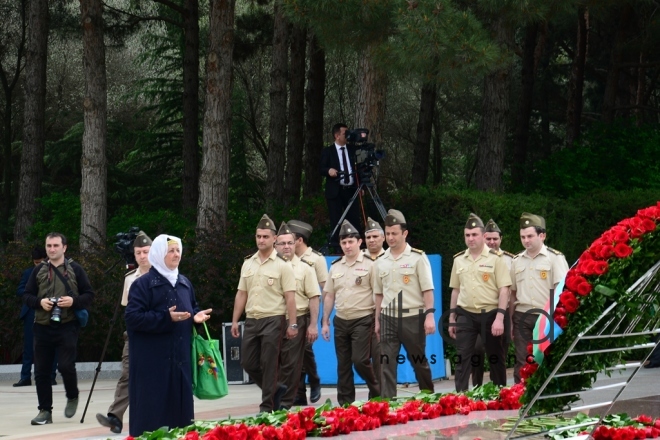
left=191, top=322, right=229, bottom=400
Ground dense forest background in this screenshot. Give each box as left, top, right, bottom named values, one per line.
left=0, top=0, right=659, bottom=363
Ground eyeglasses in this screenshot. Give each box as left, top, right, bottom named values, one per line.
left=277, top=241, right=295, bottom=246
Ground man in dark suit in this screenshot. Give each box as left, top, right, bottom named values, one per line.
left=319, top=123, right=362, bottom=251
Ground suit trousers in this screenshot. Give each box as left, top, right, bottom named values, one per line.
left=34, top=321, right=79, bottom=412
left=278, top=315, right=308, bottom=408
left=108, top=331, right=130, bottom=421
left=454, top=308, right=507, bottom=392
left=333, top=314, right=380, bottom=405
left=380, top=314, right=434, bottom=398
left=513, top=311, right=538, bottom=384
left=241, top=316, right=286, bottom=412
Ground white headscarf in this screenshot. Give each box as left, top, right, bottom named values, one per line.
left=148, top=234, right=183, bottom=287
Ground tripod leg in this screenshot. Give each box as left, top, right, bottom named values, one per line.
left=324, top=186, right=364, bottom=252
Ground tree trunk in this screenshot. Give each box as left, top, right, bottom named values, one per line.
left=196, top=0, right=235, bottom=236
left=635, top=50, right=645, bottom=127
left=302, top=33, right=325, bottom=197
left=475, top=18, right=512, bottom=192
left=265, top=0, right=288, bottom=209
left=566, top=7, right=588, bottom=147
left=431, top=107, right=442, bottom=186
left=602, top=5, right=632, bottom=124
left=511, top=23, right=539, bottom=187
left=284, top=24, right=306, bottom=205
left=411, top=82, right=436, bottom=186
left=355, top=42, right=387, bottom=147
left=79, top=0, right=108, bottom=253
left=14, top=0, right=48, bottom=241
left=182, top=0, right=200, bottom=213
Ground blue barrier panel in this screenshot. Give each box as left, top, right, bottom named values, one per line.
left=313, top=254, right=445, bottom=385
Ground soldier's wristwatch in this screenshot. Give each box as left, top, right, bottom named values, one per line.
left=289, top=324, right=299, bottom=330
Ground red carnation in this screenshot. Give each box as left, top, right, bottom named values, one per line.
left=554, top=314, right=568, bottom=329
left=613, top=242, right=633, bottom=258
left=612, top=228, right=630, bottom=243
left=637, top=206, right=660, bottom=220
left=554, top=306, right=566, bottom=316
left=592, top=260, right=609, bottom=275
left=641, top=218, right=657, bottom=233
left=599, top=245, right=615, bottom=259
left=577, top=281, right=593, bottom=296
left=559, top=290, right=579, bottom=313
left=566, top=274, right=587, bottom=292
left=635, top=415, right=653, bottom=425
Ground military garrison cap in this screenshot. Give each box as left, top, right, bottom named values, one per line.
left=465, top=213, right=484, bottom=229
left=365, top=217, right=383, bottom=233
left=256, top=214, right=277, bottom=232
left=277, top=221, right=293, bottom=236
left=287, top=220, right=313, bottom=240
left=520, top=212, right=546, bottom=229
left=484, top=219, right=501, bottom=234
left=339, top=220, right=359, bottom=238
left=384, top=209, right=406, bottom=226
left=133, top=231, right=152, bottom=247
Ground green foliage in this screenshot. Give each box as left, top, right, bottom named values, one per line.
left=107, top=207, right=195, bottom=243
left=29, top=191, right=81, bottom=243
left=531, top=123, right=660, bottom=197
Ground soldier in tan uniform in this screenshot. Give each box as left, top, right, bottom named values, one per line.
left=96, top=232, right=152, bottom=434
left=274, top=222, right=320, bottom=409
left=509, top=213, right=568, bottom=383
left=287, top=219, right=326, bottom=405
left=231, top=214, right=298, bottom=413
left=322, top=220, right=380, bottom=405
left=374, top=209, right=435, bottom=399
left=471, top=219, right=516, bottom=387
left=448, top=213, right=512, bottom=392
left=363, top=217, right=386, bottom=259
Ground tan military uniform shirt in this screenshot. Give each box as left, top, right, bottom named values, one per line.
left=374, top=244, right=434, bottom=317
left=362, top=247, right=385, bottom=259
left=497, top=249, right=515, bottom=270
left=449, top=246, right=512, bottom=314
left=510, top=245, right=569, bottom=313
left=290, top=255, right=320, bottom=317
left=238, top=249, right=297, bottom=319
left=121, top=267, right=148, bottom=306
left=301, top=247, right=328, bottom=285
left=324, top=253, right=375, bottom=320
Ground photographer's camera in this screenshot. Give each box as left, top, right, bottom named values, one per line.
left=50, top=298, right=62, bottom=323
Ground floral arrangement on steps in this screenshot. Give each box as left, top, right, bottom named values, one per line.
left=499, top=413, right=660, bottom=440
left=521, top=202, right=660, bottom=414
left=125, top=383, right=524, bottom=440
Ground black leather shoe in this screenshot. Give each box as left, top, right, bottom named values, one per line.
left=96, top=413, right=123, bottom=433
left=13, top=378, right=31, bottom=387
left=293, top=397, right=308, bottom=406
left=51, top=379, right=57, bottom=386
left=310, top=384, right=321, bottom=403
left=644, top=361, right=660, bottom=369
left=273, top=384, right=287, bottom=411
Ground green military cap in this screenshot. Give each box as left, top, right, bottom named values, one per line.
left=520, top=212, right=546, bottom=229
left=339, top=220, right=359, bottom=238
left=133, top=231, right=152, bottom=247
left=365, top=216, right=383, bottom=233
left=384, top=209, right=406, bottom=226
left=287, top=219, right=313, bottom=240
left=465, top=213, right=485, bottom=229
left=256, top=214, right=277, bottom=232
left=277, top=221, right=293, bottom=236
left=484, top=219, right=501, bottom=234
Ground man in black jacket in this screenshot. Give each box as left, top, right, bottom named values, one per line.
left=319, top=123, right=362, bottom=251
left=23, top=232, right=95, bottom=426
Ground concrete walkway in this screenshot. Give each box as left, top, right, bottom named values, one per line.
left=0, top=367, right=658, bottom=440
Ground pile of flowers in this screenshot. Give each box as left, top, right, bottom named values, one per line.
left=125, top=384, right=523, bottom=439
left=521, top=202, right=660, bottom=414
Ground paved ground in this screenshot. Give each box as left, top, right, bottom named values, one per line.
left=0, top=367, right=657, bottom=440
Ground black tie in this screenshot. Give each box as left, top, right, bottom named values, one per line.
left=340, top=147, right=350, bottom=185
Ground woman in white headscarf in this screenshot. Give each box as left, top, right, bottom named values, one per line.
left=125, top=234, right=211, bottom=437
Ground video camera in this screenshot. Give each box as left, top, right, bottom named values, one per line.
left=114, top=226, right=141, bottom=267
left=345, top=128, right=384, bottom=182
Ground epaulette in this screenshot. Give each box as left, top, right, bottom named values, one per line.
left=489, top=248, right=503, bottom=257
left=244, top=253, right=254, bottom=260
left=547, top=247, right=564, bottom=256
left=312, top=249, right=323, bottom=256
left=331, top=257, right=342, bottom=265
left=125, top=268, right=137, bottom=277
left=365, top=255, right=376, bottom=261
left=453, top=250, right=465, bottom=259
left=501, top=250, right=516, bottom=258
left=277, top=252, right=288, bottom=261
left=375, top=253, right=385, bottom=259
left=411, top=247, right=424, bottom=254
left=300, top=258, right=314, bottom=267
left=514, top=250, right=525, bottom=258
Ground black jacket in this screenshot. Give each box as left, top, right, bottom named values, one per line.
left=319, top=144, right=357, bottom=198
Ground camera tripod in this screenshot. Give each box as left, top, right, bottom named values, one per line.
left=320, top=179, right=388, bottom=255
